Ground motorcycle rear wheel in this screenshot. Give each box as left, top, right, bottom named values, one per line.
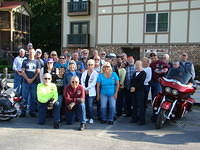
left=155, top=109, right=167, bottom=129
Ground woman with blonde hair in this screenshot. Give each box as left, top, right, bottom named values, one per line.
left=97, top=62, right=119, bottom=124
left=81, top=59, right=99, bottom=124
left=142, top=57, right=152, bottom=107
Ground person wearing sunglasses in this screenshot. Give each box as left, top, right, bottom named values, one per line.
left=63, top=76, right=87, bottom=131
left=180, top=53, right=195, bottom=83
left=96, top=62, right=119, bottom=124
left=100, top=51, right=106, bottom=61
left=81, top=59, right=99, bottom=124
left=54, top=55, right=68, bottom=70
left=37, top=73, right=61, bottom=129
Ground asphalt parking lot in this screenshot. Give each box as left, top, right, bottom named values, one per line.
left=0, top=107, right=200, bottom=150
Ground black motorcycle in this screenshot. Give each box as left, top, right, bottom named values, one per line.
left=0, top=78, right=23, bottom=121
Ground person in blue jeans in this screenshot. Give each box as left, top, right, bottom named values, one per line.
left=97, top=62, right=119, bottom=124
left=63, top=76, right=87, bottom=131
left=81, top=59, right=99, bottom=124
left=12, top=48, right=27, bottom=96
left=21, top=48, right=41, bottom=117
left=37, top=73, right=61, bottom=129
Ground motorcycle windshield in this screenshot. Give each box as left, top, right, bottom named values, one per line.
left=166, top=66, right=193, bottom=84
left=160, top=77, right=195, bottom=93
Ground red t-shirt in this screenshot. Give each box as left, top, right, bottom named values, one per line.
left=150, top=60, right=169, bottom=82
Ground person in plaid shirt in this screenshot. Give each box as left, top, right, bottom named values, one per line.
left=124, top=56, right=135, bottom=116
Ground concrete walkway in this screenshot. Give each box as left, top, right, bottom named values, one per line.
left=0, top=107, right=200, bottom=150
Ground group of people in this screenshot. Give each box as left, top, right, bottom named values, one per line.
left=12, top=43, right=195, bottom=130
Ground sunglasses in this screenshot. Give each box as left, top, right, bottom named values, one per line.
left=60, top=57, right=65, bottom=59
left=182, top=55, right=187, bottom=56
left=44, top=78, right=51, bottom=80
left=150, top=55, right=156, bottom=57
left=101, top=53, right=106, bottom=55
left=87, top=64, right=94, bottom=66
left=72, top=81, right=78, bottom=84
left=51, top=54, right=57, bottom=56
left=83, top=53, right=88, bottom=54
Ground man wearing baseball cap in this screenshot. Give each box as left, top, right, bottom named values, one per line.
left=35, top=49, right=44, bottom=68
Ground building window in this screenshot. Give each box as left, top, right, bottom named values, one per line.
left=146, top=13, right=168, bottom=32
left=146, top=14, right=156, bottom=32
left=70, top=22, right=89, bottom=34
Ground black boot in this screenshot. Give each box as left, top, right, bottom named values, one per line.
left=53, top=121, right=60, bottom=129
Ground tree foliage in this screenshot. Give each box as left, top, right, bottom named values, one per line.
left=6, top=0, right=61, bottom=53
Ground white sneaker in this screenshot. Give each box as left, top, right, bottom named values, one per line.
left=89, top=119, right=94, bottom=124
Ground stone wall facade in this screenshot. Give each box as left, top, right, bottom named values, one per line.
left=62, top=44, right=200, bottom=64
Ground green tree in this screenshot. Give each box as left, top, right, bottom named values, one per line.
left=29, top=0, right=61, bottom=54
left=6, top=0, right=61, bottom=54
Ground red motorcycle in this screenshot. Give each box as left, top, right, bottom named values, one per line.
left=152, top=77, right=196, bottom=129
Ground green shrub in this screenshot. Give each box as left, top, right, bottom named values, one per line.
left=0, top=65, right=13, bottom=73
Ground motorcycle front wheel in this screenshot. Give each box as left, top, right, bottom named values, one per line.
left=0, top=101, right=13, bottom=121
left=155, top=109, right=167, bottom=129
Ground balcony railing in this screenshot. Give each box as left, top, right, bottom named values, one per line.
left=68, top=1, right=90, bottom=16
left=67, top=34, right=89, bottom=48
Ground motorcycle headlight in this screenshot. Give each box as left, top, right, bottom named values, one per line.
left=165, top=87, right=171, bottom=93
left=172, top=89, right=178, bottom=96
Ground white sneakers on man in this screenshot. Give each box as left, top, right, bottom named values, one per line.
left=89, top=119, right=94, bottom=124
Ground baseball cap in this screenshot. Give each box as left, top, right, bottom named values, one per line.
left=27, top=43, right=33, bottom=48
left=149, top=52, right=157, bottom=57
left=36, top=49, right=42, bottom=54
left=47, top=58, right=54, bottom=63
left=107, top=53, right=116, bottom=58
left=19, top=48, right=25, bottom=53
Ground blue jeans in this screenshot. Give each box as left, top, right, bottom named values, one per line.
left=150, top=81, right=162, bottom=101
left=65, top=103, right=87, bottom=124
left=21, top=82, right=37, bottom=114
left=100, top=94, right=116, bottom=121
left=38, top=97, right=62, bottom=124
left=14, top=73, right=23, bottom=96
left=85, top=96, right=95, bottom=119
